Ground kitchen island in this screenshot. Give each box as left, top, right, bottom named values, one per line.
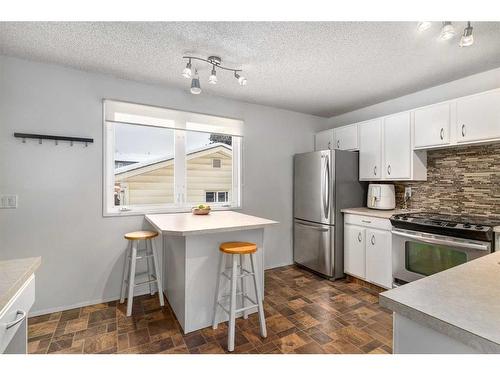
left=145, top=211, right=277, bottom=333
left=380, top=251, right=500, bottom=354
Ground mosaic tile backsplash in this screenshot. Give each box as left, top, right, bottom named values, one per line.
left=394, top=143, right=500, bottom=219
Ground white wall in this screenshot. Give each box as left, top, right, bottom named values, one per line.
left=0, top=55, right=326, bottom=315
left=325, top=67, right=500, bottom=128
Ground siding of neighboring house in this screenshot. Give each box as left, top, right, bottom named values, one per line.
left=115, top=145, right=232, bottom=205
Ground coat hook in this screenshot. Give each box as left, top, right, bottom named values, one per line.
left=39, top=139, right=42, bottom=145
left=85, top=142, right=88, bottom=147
left=70, top=141, right=74, bottom=146
left=55, top=140, right=58, bottom=146
left=22, top=138, right=26, bottom=143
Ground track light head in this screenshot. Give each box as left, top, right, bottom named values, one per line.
left=234, top=72, right=247, bottom=86
left=209, top=67, right=218, bottom=84
left=460, top=22, right=474, bottom=47
left=439, top=22, right=456, bottom=41
left=190, top=70, right=201, bottom=94
left=182, top=59, right=192, bottom=79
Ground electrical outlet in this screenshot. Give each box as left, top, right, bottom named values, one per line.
left=0, top=194, right=18, bottom=208
left=404, top=187, right=412, bottom=199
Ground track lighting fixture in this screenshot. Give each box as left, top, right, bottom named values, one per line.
left=416, top=21, right=432, bottom=32
left=182, top=59, right=192, bottom=79
left=439, top=22, right=456, bottom=41
left=182, top=55, right=246, bottom=94
left=208, top=66, right=217, bottom=84
left=234, top=72, right=247, bottom=86
left=417, top=21, right=475, bottom=48
left=190, top=70, right=201, bottom=95
left=460, top=22, right=474, bottom=47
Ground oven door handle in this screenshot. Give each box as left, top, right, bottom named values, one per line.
left=391, top=229, right=491, bottom=251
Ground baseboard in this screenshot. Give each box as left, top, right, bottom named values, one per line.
left=29, top=289, right=159, bottom=318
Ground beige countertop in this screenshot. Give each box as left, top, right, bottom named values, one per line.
left=146, top=211, right=278, bottom=236
left=380, top=251, right=500, bottom=353
left=0, top=257, right=41, bottom=314
left=341, top=207, right=418, bottom=219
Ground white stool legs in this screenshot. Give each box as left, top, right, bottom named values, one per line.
left=212, top=251, right=267, bottom=352
left=120, top=237, right=164, bottom=317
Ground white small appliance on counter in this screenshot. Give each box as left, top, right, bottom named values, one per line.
left=367, top=184, right=395, bottom=210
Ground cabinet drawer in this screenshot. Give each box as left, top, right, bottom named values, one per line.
left=0, top=275, right=35, bottom=353
left=344, top=214, right=392, bottom=231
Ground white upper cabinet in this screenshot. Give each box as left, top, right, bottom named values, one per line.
left=456, top=90, right=500, bottom=144
left=333, top=124, right=359, bottom=151
left=359, top=119, right=382, bottom=180
left=414, top=102, right=451, bottom=149
left=383, top=112, right=411, bottom=179
left=314, top=129, right=334, bottom=151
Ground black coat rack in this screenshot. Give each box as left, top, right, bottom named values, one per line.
left=14, top=133, right=94, bottom=146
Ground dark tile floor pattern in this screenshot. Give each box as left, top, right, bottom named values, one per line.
left=27, top=265, right=393, bottom=354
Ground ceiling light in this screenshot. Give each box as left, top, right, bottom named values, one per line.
left=190, top=70, right=201, bottom=95
left=208, top=67, right=217, bottom=84
left=460, top=22, right=474, bottom=47
left=234, top=72, right=247, bottom=86
left=417, top=21, right=432, bottom=32
left=182, top=59, right=192, bottom=79
left=439, top=22, right=456, bottom=41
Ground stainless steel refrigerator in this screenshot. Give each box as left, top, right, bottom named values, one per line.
left=293, top=150, right=366, bottom=279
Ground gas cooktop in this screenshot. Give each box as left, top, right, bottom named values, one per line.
left=390, top=212, right=498, bottom=242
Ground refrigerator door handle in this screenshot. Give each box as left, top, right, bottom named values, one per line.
left=322, top=154, right=330, bottom=220
left=295, top=222, right=330, bottom=232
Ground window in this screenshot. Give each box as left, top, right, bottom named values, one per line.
left=205, top=191, right=229, bottom=203
left=103, top=100, right=243, bottom=215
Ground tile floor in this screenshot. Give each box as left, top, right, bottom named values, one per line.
left=27, top=265, right=393, bottom=354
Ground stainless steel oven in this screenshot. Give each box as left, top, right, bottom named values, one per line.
left=392, top=228, right=492, bottom=285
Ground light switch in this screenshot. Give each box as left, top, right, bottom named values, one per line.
left=0, top=194, right=18, bottom=208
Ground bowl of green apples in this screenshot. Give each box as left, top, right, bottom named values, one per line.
left=192, top=204, right=211, bottom=215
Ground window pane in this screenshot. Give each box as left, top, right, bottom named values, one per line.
left=113, top=123, right=175, bottom=206
left=186, top=131, right=233, bottom=204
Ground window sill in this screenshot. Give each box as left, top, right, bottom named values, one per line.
left=103, top=205, right=242, bottom=218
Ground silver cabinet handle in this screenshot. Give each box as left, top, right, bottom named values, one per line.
left=373, top=166, right=377, bottom=176
left=5, top=310, right=27, bottom=329
left=387, top=164, right=391, bottom=175
left=371, top=235, right=375, bottom=245
left=462, top=124, right=466, bottom=137
left=361, top=219, right=372, bottom=223
left=440, top=127, right=444, bottom=140
left=357, top=232, right=362, bottom=242
left=337, top=140, right=340, bottom=149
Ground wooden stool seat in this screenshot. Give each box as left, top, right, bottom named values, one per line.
left=124, top=230, right=158, bottom=240
left=219, top=242, right=257, bottom=254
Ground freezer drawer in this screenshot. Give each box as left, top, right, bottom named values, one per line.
left=293, top=219, right=333, bottom=277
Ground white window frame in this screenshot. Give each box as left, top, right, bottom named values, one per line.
left=103, top=100, right=243, bottom=217
left=205, top=191, right=229, bottom=203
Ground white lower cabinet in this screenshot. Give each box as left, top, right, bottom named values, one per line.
left=344, top=214, right=392, bottom=289
left=344, top=224, right=366, bottom=279
left=365, top=228, right=392, bottom=289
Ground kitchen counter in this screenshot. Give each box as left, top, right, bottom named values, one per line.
left=341, top=207, right=417, bottom=219
left=144, top=211, right=277, bottom=333
left=0, top=257, right=41, bottom=314
left=146, top=211, right=278, bottom=236
left=380, top=251, right=500, bottom=353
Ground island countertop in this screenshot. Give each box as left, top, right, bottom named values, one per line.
left=0, top=257, right=41, bottom=314
left=380, top=251, right=500, bottom=353
left=145, top=211, right=278, bottom=236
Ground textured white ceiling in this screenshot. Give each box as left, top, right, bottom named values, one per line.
left=1, top=22, right=500, bottom=117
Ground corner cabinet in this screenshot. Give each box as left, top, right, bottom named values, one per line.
left=315, top=129, right=334, bottom=151
left=344, top=214, right=392, bottom=289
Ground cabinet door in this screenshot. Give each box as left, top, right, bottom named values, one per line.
left=359, top=119, right=382, bottom=180
left=457, top=90, right=500, bottom=143
left=344, top=224, right=365, bottom=279
left=315, top=129, right=334, bottom=151
left=414, top=103, right=450, bottom=148
left=333, top=124, right=359, bottom=150
left=365, top=229, right=392, bottom=289
left=383, top=112, right=411, bottom=179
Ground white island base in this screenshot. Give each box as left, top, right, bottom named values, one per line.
left=146, top=211, right=277, bottom=334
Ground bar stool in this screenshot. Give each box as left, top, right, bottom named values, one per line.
left=120, top=231, right=164, bottom=316
left=212, top=242, right=267, bottom=352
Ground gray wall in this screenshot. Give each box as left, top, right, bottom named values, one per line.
left=325, top=67, right=500, bottom=128
left=0, top=55, right=326, bottom=315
